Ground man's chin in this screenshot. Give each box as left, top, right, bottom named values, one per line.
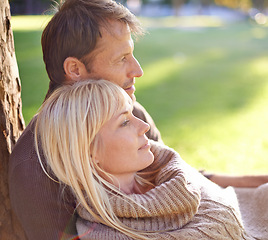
left=130, top=93, right=136, bottom=102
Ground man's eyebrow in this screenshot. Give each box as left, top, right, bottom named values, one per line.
left=111, top=52, right=128, bottom=63
left=116, top=44, right=134, bottom=59
left=117, top=51, right=131, bottom=59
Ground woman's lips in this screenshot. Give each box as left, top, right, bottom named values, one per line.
left=139, top=141, right=150, bottom=150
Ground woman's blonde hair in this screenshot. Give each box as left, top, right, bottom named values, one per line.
left=35, top=79, right=152, bottom=239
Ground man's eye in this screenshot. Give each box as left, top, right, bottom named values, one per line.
left=121, top=120, right=130, bottom=127
left=121, top=56, right=127, bottom=62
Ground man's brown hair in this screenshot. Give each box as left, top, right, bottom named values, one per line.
left=42, top=0, right=143, bottom=97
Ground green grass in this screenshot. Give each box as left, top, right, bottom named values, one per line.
left=11, top=15, right=268, bottom=175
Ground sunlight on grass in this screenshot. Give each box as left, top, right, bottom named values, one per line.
left=136, top=57, right=184, bottom=88
left=250, top=57, right=268, bottom=75
left=177, top=104, right=268, bottom=174
left=11, top=15, right=51, bottom=31
left=161, top=57, right=268, bottom=174
left=251, top=27, right=268, bottom=39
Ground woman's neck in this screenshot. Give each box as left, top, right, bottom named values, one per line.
left=115, top=175, right=153, bottom=195
left=117, top=175, right=137, bottom=194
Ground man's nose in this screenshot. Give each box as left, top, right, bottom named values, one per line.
left=128, top=56, right=143, bottom=78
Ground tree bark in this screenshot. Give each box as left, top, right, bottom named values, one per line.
left=0, top=0, right=26, bottom=239
left=172, top=0, right=185, bottom=16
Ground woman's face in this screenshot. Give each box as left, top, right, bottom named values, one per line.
left=95, top=102, right=154, bottom=182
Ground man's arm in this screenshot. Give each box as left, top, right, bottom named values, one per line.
left=9, top=120, right=78, bottom=240
left=208, top=174, right=268, bottom=188
left=202, top=170, right=268, bottom=188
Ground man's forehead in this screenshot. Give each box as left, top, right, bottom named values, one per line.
left=100, top=20, right=131, bottom=40
left=92, top=20, right=132, bottom=54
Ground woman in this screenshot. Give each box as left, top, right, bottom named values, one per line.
left=35, top=80, right=254, bottom=239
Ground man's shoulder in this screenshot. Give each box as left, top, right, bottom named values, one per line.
left=9, top=117, right=37, bottom=170
left=133, top=101, right=163, bottom=143
left=133, top=101, right=147, bottom=121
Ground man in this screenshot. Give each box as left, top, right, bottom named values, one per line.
left=9, top=1, right=161, bottom=239
left=8, top=0, right=268, bottom=239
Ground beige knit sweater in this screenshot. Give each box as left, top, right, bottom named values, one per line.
left=76, top=141, right=257, bottom=240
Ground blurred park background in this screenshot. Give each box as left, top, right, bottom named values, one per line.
left=10, top=0, right=268, bottom=175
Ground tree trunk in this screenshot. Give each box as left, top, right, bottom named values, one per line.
left=172, top=0, right=186, bottom=16
left=0, top=0, right=26, bottom=239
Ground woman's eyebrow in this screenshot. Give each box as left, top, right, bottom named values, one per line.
left=120, top=110, right=129, bottom=116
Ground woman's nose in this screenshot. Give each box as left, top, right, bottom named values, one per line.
left=139, top=119, right=150, bottom=136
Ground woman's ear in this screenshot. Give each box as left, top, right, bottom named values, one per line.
left=63, top=57, right=88, bottom=82
left=92, top=154, right=100, bottom=165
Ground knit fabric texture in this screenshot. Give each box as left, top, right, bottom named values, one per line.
left=76, top=141, right=255, bottom=240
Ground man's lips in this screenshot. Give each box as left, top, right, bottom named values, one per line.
left=124, top=85, right=135, bottom=93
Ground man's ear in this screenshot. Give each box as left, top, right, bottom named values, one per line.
left=63, top=57, right=88, bottom=82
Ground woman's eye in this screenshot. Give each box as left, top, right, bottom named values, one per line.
left=121, top=119, right=130, bottom=127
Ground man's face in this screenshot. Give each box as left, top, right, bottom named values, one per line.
left=85, top=21, right=143, bottom=99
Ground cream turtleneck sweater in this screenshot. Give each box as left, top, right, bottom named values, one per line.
left=76, top=141, right=253, bottom=240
